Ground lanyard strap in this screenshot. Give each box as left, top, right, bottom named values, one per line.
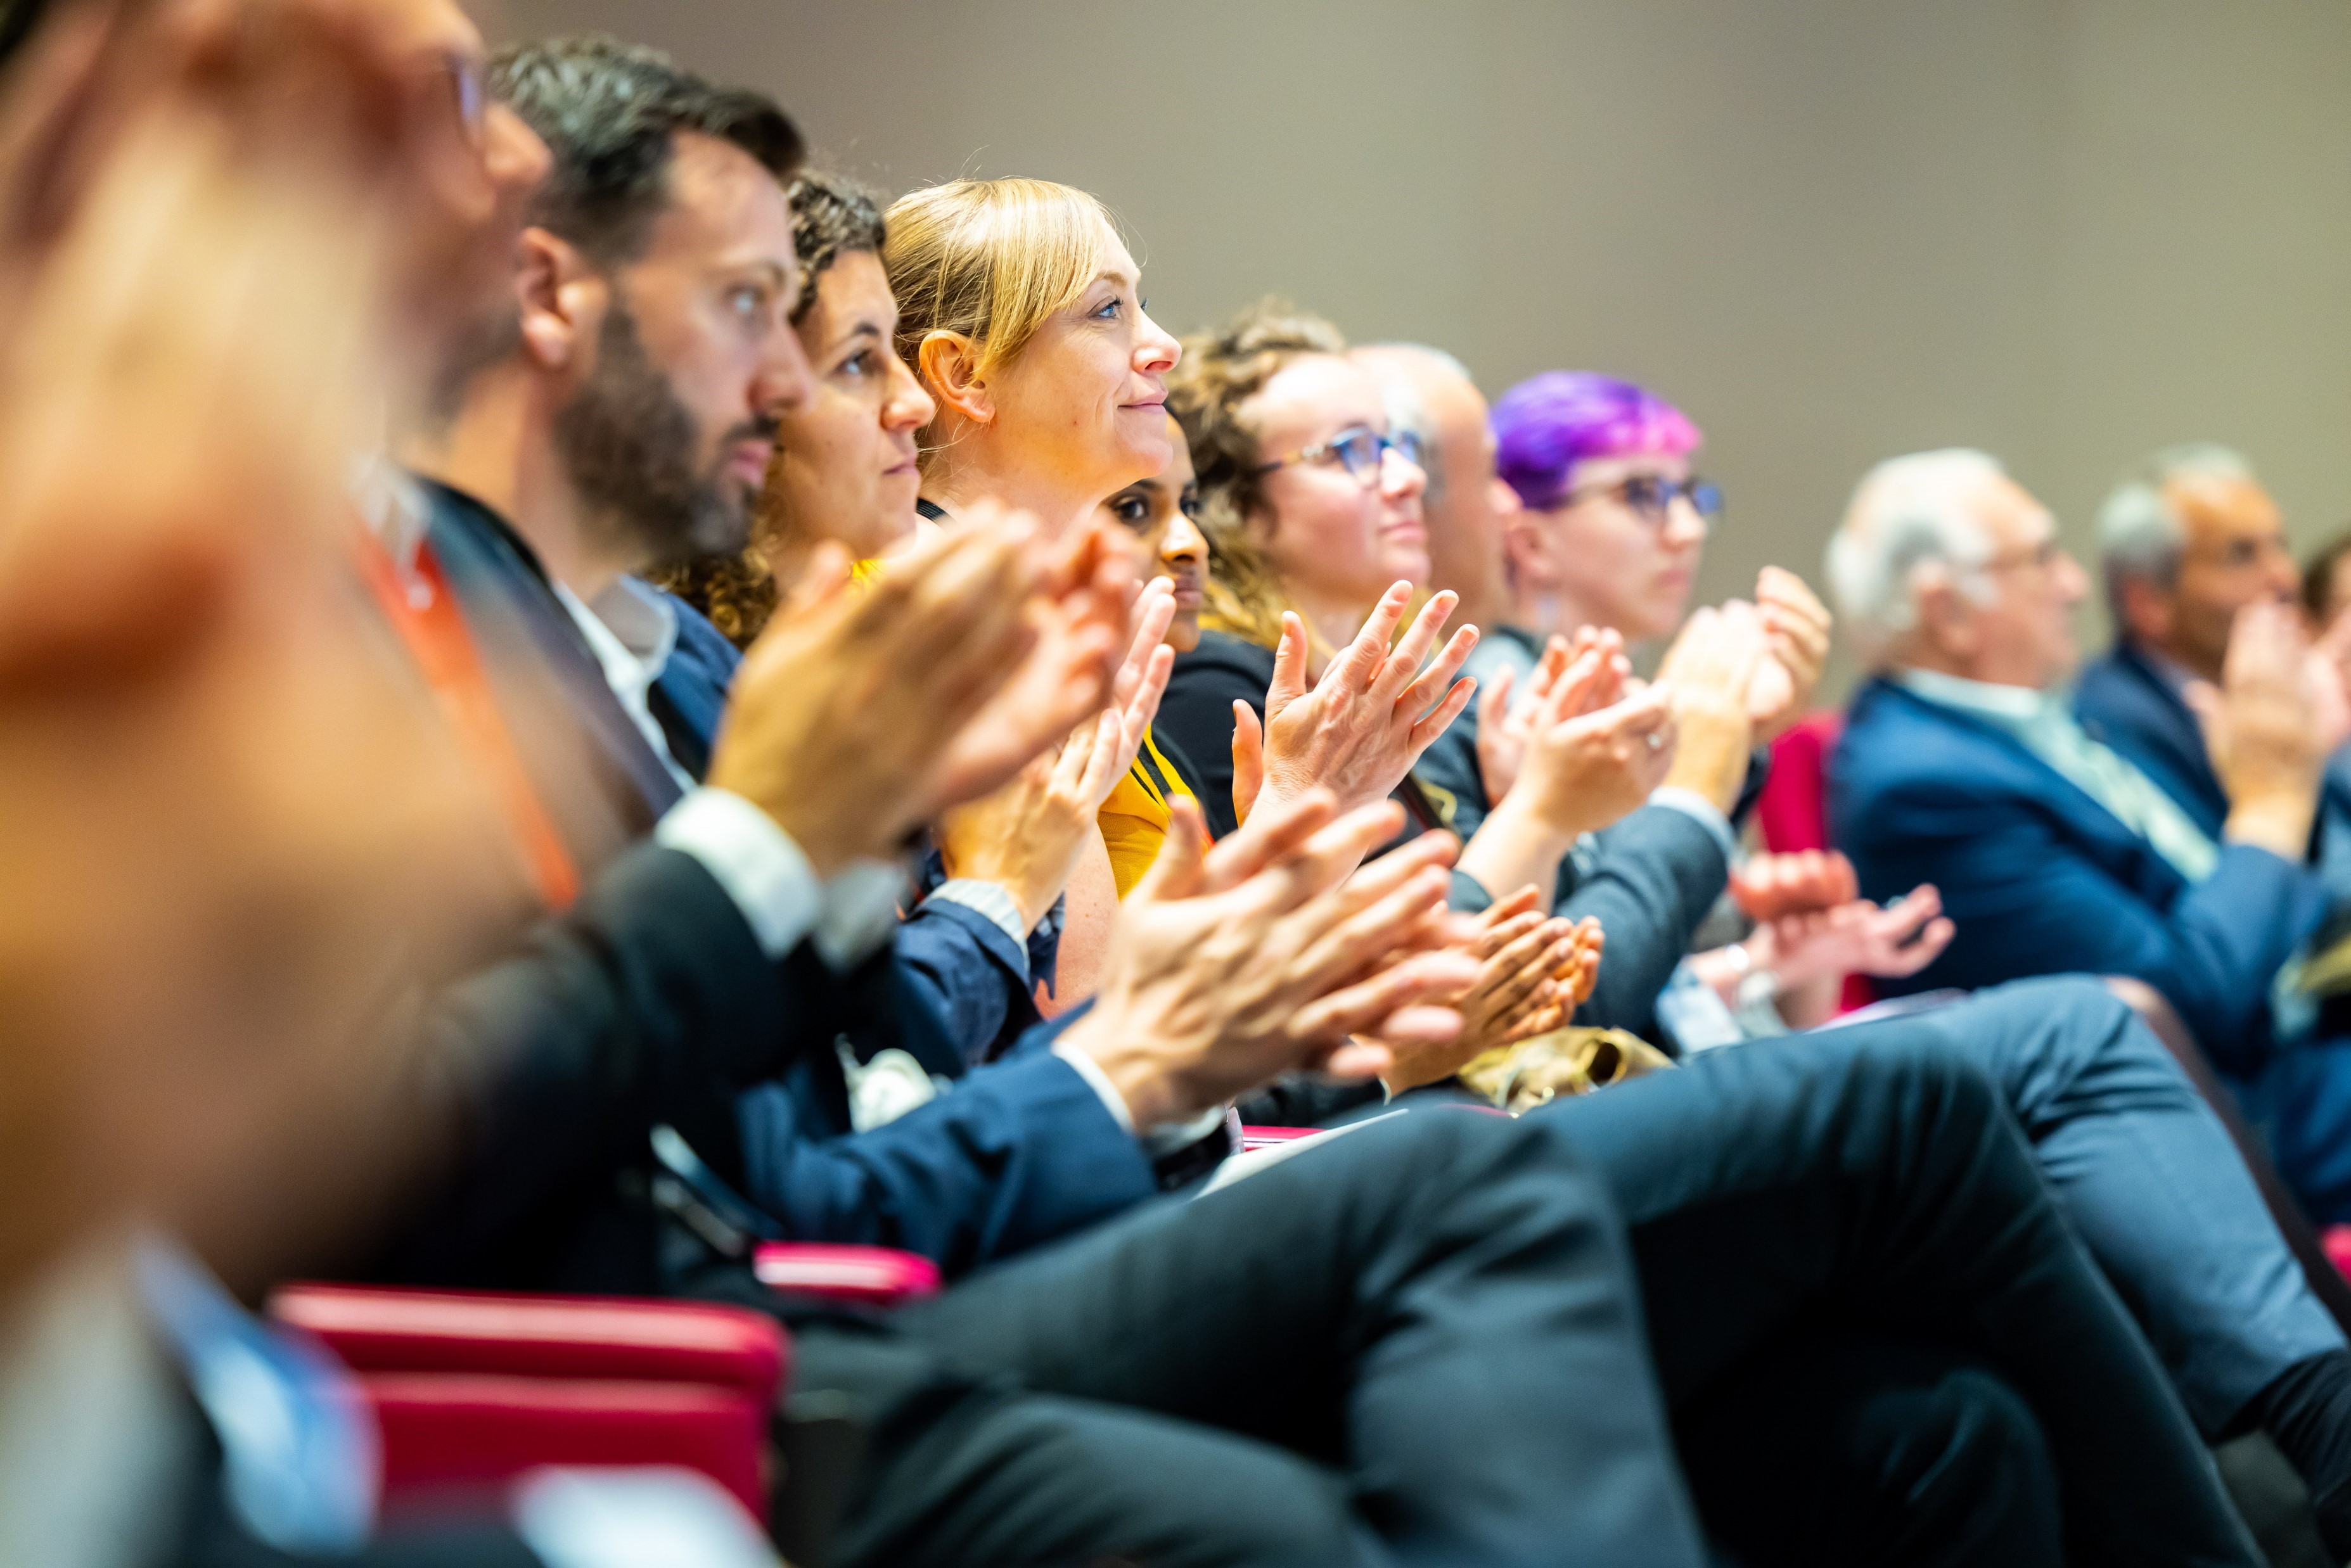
left=358, top=531, right=581, bottom=911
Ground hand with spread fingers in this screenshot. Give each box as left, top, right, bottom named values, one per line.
left=1475, top=627, right=1632, bottom=808
left=1454, top=635, right=1676, bottom=906
left=1229, top=582, right=1479, bottom=827
left=1747, top=886, right=1954, bottom=995
left=935, top=581, right=1176, bottom=932
left=1700, top=850, right=1952, bottom=1030
left=1055, top=793, right=1480, bottom=1129
left=1747, top=567, right=1833, bottom=741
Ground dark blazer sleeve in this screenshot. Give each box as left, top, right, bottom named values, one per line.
left=1846, top=766, right=2321, bottom=1073
left=1558, top=805, right=1734, bottom=1039
left=893, top=898, right=1041, bottom=1068
left=376, top=842, right=848, bottom=1284
left=734, top=1031, right=1157, bottom=1275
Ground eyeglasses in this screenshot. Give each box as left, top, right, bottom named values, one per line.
left=1982, top=537, right=2063, bottom=575
left=1553, top=474, right=1723, bottom=527
left=1252, top=424, right=1426, bottom=488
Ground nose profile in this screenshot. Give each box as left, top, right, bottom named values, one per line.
left=1134, top=307, right=1181, bottom=376
left=1384, top=445, right=1427, bottom=500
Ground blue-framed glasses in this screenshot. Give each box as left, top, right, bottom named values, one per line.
left=1556, top=473, right=1722, bottom=527
left=1252, top=424, right=1426, bottom=488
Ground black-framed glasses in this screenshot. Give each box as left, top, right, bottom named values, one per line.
left=1553, top=473, right=1722, bottom=527
left=1252, top=424, right=1426, bottom=488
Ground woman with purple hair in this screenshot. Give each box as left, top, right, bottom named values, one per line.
left=1494, top=370, right=1719, bottom=646
left=1425, top=369, right=1833, bottom=840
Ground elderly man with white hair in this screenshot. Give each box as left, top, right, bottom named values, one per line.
left=1824, top=449, right=2351, bottom=1216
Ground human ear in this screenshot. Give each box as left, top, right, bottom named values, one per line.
left=1914, top=574, right=1979, bottom=658
left=515, top=227, right=605, bottom=374
left=918, top=332, right=992, bottom=426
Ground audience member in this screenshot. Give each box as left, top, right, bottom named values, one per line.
left=1162, top=305, right=1684, bottom=926
left=12, top=4, right=2351, bottom=1564
left=1825, top=450, right=2351, bottom=1221
left=2079, top=443, right=2351, bottom=856
left=880, top=175, right=1198, bottom=994
left=655, top=172, right=932, bottom=651
left=1093, top=412, right=1214, bottom=893
left=1342, top=362, right=2351, bottom=1525
left=0, top=3, right=778, bottom=1562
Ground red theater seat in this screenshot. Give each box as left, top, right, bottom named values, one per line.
left=753, top=1242, right=941, bottom=1308
left=271, top=1284, right=783, bottom=1523
left=1240, top=1125, right=1323, bottom=1152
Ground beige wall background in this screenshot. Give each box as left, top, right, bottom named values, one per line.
left=495, top=0, right=2351, bottom=692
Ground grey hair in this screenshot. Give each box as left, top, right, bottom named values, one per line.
left=2096, top=442, right=2256, bottom=623
left=1826, top=449, right=2008, bottom=666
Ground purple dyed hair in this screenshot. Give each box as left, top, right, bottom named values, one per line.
left=1490, top=371, right=1701, bottom=511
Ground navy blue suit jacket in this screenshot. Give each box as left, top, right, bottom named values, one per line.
left=645, top=590, right=1155, bottom=1269
left=1830, top=675, right=2326, bottom=1073
left=2075, top=641, right=2351, bottom=876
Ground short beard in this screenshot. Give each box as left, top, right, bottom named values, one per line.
left=552, top=298, right=750, bottom=569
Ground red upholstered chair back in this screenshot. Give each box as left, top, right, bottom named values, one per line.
left=1754, top=711, right=1875, bottom=1014
left=1757, top=711, right=1842, bottom=855
left=271, top=1284, right=784, bottom=1524
left=752, top=1242, right=941, bottom=1310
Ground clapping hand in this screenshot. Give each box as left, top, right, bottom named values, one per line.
left=1652, top=601, right=1770, bottom=813
left=1056, top=792, right=1482, bottom=1127
left=1475, top=628, right=1632, bottom=808
left=1373, top=889, right=1605, bottom=1093
left=1230, top=582, right=1478, bottom=827
left=2187, top=599, right=2326, bottom=860
left=1747, top=568, right=1833, bottom=741
left=934, top=580, right=1176, bottom=930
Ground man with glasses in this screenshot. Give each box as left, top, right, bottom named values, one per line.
left=2077, top=444, right=2351, bottom=850
left=1826, top=450, right=2351, bottom=1228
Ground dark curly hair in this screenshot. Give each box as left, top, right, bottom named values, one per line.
left=1165, top=297, right=1348, bottom=649
left=650, top=171, right=889, bottom=648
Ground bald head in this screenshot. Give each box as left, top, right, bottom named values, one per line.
left=1351, top=344, right=1516, bottom=625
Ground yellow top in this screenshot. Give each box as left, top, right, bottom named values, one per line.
left=1098, top=727, right=1196, bottom=898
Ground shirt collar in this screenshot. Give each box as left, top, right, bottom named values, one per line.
left=1892, top=665, right=2053, bottom=725
left=588, top=575, right=681, bottom=682
left=352, top=456, right=431, bottom=579
left=2128, top=640, right=2205, bottom=698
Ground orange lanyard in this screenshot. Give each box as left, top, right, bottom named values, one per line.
left=357, top=530, right=581, bottom=912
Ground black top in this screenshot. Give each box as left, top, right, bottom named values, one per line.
left=1158, top=631, right=1277, bottom=838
